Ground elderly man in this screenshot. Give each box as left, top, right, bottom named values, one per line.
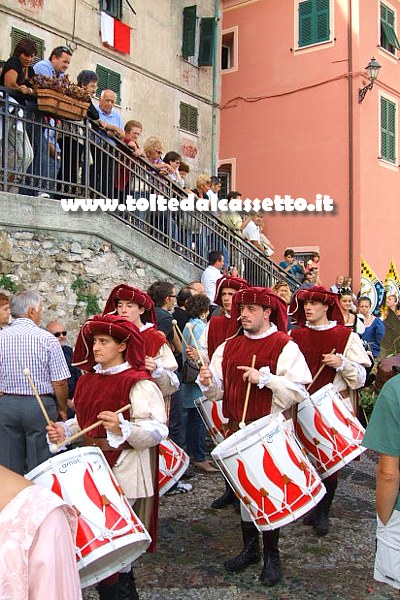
left=46, top=320, right=81, bottom=409
left=199, top=287, right=311, bottom=586
left=90, top=89, right=125, bottom=198
left=0, top=291, right=70, bottom=474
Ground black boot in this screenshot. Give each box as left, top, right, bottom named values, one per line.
left=260, top=529, right=282, bottom=587
left=224, top=520, right=260, bottom=573
left=313, top=480, right=338, bottom=536
left=211, top=480, right=237, bottom=509
left=118, top=571, right=139, bottom=600
left=303, top=504, right=321, bottom=526
left=97, top=581, right=119, bottom=600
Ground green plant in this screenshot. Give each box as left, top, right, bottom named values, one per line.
left=0, top=274, right=17, bottom=293
left=71, top=278, right=100, bottom=316
left=359, top=387, right=376, bottom=423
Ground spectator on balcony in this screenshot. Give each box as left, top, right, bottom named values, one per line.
left=113, top=120, right=144, bottom=201
left=143, top=137, right=172, bottom=177
left=242, top=212, right=265, bottom=254
left=279, top=249, right=305, bottom=282
left=163, top=151, right=185, bottom=187
left=124, top=119, right=144, bottom=157
left=77, top=70, right=100, bottom=121
left=218, top=191, right=243, bottom=234
left=34, top=45, right=72, bottom=80
left=178, top=161, right=191, bottom=189
left=206, top=176, right=221, bottom=202
left=0, top=38, right=36, bottom=190
left=95, top=90, right=124, bottom=142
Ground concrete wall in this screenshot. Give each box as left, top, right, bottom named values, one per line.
left=0, top=0, right=221, bottom=185
left=0, top=192, right=200, bottom=339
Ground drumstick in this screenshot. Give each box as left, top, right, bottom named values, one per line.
left=186, top=322, right=212, bottom=386
left=23, top=368, right=52, bottom=426
left=239, top=354, right=257, bottom=429
left=306, top=348, right=336, bottom=391
left=49, top=403, right=131, bottom=454
left=172, top=319, right=188, bottom=348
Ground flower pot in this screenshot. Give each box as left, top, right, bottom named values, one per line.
left=36, top=88, right=89, bottom=120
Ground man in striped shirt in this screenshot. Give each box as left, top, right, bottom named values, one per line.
left=0, top=291, right=70, bottom=474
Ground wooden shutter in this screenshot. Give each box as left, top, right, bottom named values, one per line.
left=381, top=3, right=400, bottom=51
left=182, top=5, right=197, bottom=59
left=198, top=17, right=215, bottom=66
left=299, top=0, right=329, bottom=47
left=11, top=28, right=45, bottom=64
left=96, top=65, right=121, bottom=104
left=381, top=97, right=396, bottom=163
left=180, top=102, right=198, bottom=134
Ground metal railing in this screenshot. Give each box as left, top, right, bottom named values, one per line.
left=0, top=87, right=299, bottom=289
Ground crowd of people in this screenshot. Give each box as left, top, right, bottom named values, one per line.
left=1, top=254, right=399, bottom=597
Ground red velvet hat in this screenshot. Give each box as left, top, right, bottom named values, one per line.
left=289, top=286, right=344, bottom=326
left=72, top=314, right=146, bottom=372
left=103, top=284, right=156, bottom=325
left=214, top=275, right=249, bottom=306
left=228, top=286, right=288, bottom=337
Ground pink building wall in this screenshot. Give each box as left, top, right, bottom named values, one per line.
left=220, top=0, right=400, bottom=288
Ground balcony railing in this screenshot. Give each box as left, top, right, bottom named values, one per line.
left=0, top=87, right=298, bottom=289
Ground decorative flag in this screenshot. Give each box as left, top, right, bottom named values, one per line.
left=100, top=11, right=131, bottom=55
left=384, top=259, right=400, bottom=299
left=360, top=258, right=385, bottom=316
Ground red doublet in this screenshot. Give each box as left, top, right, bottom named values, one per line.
left=291, top=325, right=351, bottom=395
left=141, top=326, right=167, bottom=357
left=222, top=332, right=289, bottom=422
left=208, top=315, right=230, bottom=358
left=74, top=367, right=151, bottom=467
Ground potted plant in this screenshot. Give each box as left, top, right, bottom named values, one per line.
left=34, top=75, right=91, bottom=120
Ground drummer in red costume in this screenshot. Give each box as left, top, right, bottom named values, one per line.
left=103, top=284, right=179, bottom=400
left=199, top=287, right=311, bottom=587
left=290, top=286, right=370, bottom=536
left=47, top=314, right=168, bottom=600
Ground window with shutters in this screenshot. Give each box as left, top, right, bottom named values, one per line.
left=198, top=17, right=215, bottom=66
left=96, top=65, right=121, bottom=104
left=298, top=0, right=330, bottom=48
left=380, top=96, right=397, bottom=164
left=11, top=28, right=45, bottom=65
left=380, top=3, right=400, bottom=55
left=179, top=102, right=198, bottom=134
left=182, top=5, right=197, bottom=59
left=181, top=6, right=216, bottom=67
left=101, top=0, right=122, bottom=20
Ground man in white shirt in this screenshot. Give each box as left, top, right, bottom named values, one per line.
left=201, top=251, right=224, bottom=306
left=242, top=212, right=265, bottom=253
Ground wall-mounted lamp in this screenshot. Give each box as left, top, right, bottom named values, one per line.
left=358, top=57, right=381, bottom=103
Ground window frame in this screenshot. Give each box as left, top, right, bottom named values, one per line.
left=101, top=0, right=122, bottom=21
left=96, top=64, right=122, bottom=105
left=221, top=27, right=238, bottom=73
left=380, top=2, right=400, bottom=56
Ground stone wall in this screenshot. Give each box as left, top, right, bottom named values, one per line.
left=0, top=193, right=200, bottom=340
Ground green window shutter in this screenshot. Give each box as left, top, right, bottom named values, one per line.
left=179, top=102, right=198, bottom=134
left=11, top=28, right=45, bottom=65
left=299, top=0, right=330, bottom=47
left=380, top=3, right=400, bottom=51
left=198, top=17, right=215, bottom=66
left=96, top=65, right=121, bottom=104
left=182, top=5, right=197, bottom=59
left=381, top=97, right=396, bottom=163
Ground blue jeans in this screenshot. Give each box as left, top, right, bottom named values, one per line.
left=182, top=405, right=206, bottom=462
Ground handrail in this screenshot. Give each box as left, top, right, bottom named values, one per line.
left=0, top=87, right=299, bottom=289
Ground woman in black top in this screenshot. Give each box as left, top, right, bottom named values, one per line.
left=0, top=38, right=37, bottom=103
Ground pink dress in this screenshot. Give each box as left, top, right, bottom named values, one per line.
left=0, top=484, right=82, bottom=600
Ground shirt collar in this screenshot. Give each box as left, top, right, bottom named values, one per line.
left=305, top=320, right=337, bottom=331
left=94, top=361, right=130, bottom=375
left=244, top=323, right=277, bottom=339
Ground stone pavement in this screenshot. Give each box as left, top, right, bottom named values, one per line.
left=83, top=451, right=399, bottom=600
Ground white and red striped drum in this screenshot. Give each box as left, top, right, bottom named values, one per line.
left=158, top=438, right=189, bottom=496
left=26, top=447, right=151, bottom=588
left=195, top=396, right=228, bottom=445
left=295, top=383, right=366, bottom=479
left=211, top=412, right=325, bottom=530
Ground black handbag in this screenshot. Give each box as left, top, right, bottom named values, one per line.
left=182, top=359, right=200, bottom=384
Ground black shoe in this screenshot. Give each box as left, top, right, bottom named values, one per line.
left=260, top=551, right=282, bottom=587
left=118, top=572, right=139, bottom=600
left=312, top=479, right=338, bottom=537
left=224, top=521, right=260, bottom=573
left=303, top=506, right=320, bottom=526
left=211, top=487, right=237, bottom=509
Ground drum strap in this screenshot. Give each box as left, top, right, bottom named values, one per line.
left=81, top=436, right=131, bottom=451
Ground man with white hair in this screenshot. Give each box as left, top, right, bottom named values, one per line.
left=0, top=291, right=70, bottom=474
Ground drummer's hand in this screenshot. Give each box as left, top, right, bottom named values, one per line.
left=98, top=410, right=121, bottom=435
left=145, top=356, right=157, bottom=373
left=46, top=422, right=65, bottom=443
left=186, top=346, right=199, bottom=361
left=237, top=366, right=260, bottom=384
left=199, top=365, right=212, bottom=385
left=322, top=353, right=342, bottom=368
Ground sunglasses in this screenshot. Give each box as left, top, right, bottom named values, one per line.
left=54, top=331, right=67, bottom=337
